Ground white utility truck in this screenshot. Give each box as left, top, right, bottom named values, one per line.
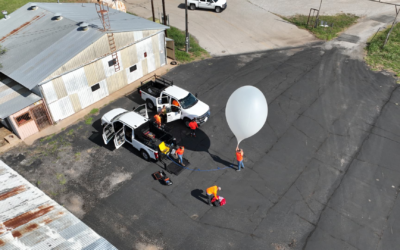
left=138, top=75, right=210, bottom=127
left=187, top=0, right=227, bottom=13
left=101, top=105, right=176, bottom=161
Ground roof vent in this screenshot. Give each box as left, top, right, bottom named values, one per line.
left=2, top=10, right=10, bottom=19
left=53, top=13, right=63, bottom=21
left=29, top=3, right=38, bottom=10
left=79, top=22, right=89, bottom=31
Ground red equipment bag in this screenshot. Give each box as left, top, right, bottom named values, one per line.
left=211, top=196, right=226, bottom=207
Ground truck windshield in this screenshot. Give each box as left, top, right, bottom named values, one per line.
left=179, top=93, right=198, bottom=109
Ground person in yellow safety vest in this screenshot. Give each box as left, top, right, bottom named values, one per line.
left=206, top=185, right=221, bottom=206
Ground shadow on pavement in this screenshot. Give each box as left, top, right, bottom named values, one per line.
left=191, top=189, right=208, bottom=204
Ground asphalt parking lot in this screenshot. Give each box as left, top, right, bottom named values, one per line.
left=2, top=44, right=400, bottom=250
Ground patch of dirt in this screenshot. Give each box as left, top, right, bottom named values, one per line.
left=59, top=193, right=85, bottom=219
left=135, top=243, right=162, bottom=250
left=99, top=172, right=133, bottom=198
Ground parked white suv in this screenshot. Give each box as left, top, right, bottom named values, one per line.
left=187, top=0, right=227, bottom=13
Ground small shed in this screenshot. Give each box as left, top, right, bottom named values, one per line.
left=0, top=77, right=51, bottom=140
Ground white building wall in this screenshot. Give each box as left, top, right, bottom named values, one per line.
left=41, top=31, right=165, bottom=122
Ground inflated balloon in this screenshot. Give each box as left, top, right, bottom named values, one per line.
left=225, top=86, right=268, bottom=146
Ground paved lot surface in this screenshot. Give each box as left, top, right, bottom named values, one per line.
left=249, top=0, right=395, bottom=16
left=3, top=39, right=400, bottom=249
left=127, top=0, right=316, bottom=56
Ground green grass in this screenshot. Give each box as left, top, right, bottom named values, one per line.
left=281, top=14, right=359, bottom=40
left=67, top=129, right=74, bottom=136
left=40, top=134, right=54, bottom=142
left=85, top=117, right=93, bottom=125
left=74, top=152, right=81, bottom=161
left=89, top=108, right=99, bottom=115
left=56, top=173, right=67, bottom=185
left=167, top=26, right=209, bottom=62
left=366, top=23, right=400, bottom=77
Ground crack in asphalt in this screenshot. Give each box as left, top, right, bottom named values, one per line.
left=301, top=83, right=400, bottom=250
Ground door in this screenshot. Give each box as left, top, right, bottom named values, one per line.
left=207, top=0, right=215, bottom=8
left=114, top=127, right=126, bottom=149
left=124, top=126, right=133, bottom=143
left=167, top=105, right=182, bottom=123
left=199, top=0, right=209, bottom=8
left=102, top=123, right=115, bottom=145
left=157, top=93, right=171, bottom=112
left=30, top=103, right=52, bottom=130
left=134, top=104, right=148, bottom=119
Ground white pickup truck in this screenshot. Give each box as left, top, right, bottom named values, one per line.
left=187, top=0, right=227, bottom=13
left=138, top=75, right=210, bottom=127
left=101, top=105, right=176, bottom=161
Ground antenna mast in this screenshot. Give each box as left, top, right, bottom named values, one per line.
left=96, top=1, right=120, bottom=72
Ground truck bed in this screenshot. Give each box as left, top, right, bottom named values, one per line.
left=134, top=121, right=174, bottom=150
left=138, top=75, right=173, bottom=97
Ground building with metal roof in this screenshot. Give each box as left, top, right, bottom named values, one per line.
left=0, top=160, right=118, bottom=249
left=0, top=2, right=170, bottom=139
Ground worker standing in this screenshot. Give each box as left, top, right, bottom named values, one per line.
left=188, top=118, right=199, bottom=137
left=236, top=146, right=245, bottom=171
left=206, top=186, right=221, bottom=206
left=175, top=146, right=185, bottom=166
left=160, top=105, right=167, bottom=123
left=154, top=114, right=162, bottom=128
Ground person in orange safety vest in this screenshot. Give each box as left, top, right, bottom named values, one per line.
left=172, top=99, right=180, bottom=107
left=175, top=146, right=185, bottom=166
left=154, top=114, right=161, bottom=128
left=206, top=185, right=221, bottom=206
left=236, top=146, right=244, bottom=172
left=188, top=119, right=199, bottom=137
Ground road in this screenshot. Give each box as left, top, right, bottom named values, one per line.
left=126, top=0, right=316, bottom=56
left=2, top=31, right=400, bottom=249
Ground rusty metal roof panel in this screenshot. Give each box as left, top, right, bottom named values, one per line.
left=0, top=3, right=168, bottom=91
left=0, top=160, right=117, bottom=250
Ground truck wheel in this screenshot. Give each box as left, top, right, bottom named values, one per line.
left=184, top=118, right=191, bottom=128
left=190, top=4, right=196, bottom=10
left=146, top=99, right=155, bottom=110
left=215, top=6, right=221, bottom=13
left=141, top=150, right=150, bottom=161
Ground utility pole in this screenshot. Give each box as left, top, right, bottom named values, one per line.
left=151, top=0, right=155, bottom=22
left=162, top=0, right=168, bottom=37
left=369, top=0, right=400, bottom=47
left=384, top=6, right=400, bottom=46
left=185, top=0, right=189, bottom=53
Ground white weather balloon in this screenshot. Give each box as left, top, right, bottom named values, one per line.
left=225, top=86, right=268, bottom=146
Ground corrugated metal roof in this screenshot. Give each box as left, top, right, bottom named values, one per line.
left=0, top=2, right=168, bottom=90
left=0, top=78, right=41, bottom=119
left=0, top=160, right=118, bottom=250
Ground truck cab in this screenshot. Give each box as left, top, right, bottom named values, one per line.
left=138, top=75, right=210, bottom=127
left=101, top=105, right=176, bottom=161
left=188, top=0, right=227, bottom=13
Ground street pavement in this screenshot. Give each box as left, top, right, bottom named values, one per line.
left=3, top=38, right=400, bottom=249
left=126, top=0, right=317, bottom=56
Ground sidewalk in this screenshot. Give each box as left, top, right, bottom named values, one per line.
left=0, top=60, right=177, bottom=151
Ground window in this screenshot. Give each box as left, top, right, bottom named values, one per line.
left=108, top=59, right=116, bottom=67
left=144, top=52, right=147, bottom=58
left=91, top=83, right=100, bottom=92
left=130, top=65, right=137, bottom=72
left=15, top=112, right=32, bottom=126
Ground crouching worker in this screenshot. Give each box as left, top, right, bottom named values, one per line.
left=206, top=185, right=221, bottom=206
left=175, top=146, right=185, bottom=166
left=189, top=119, right=199, bottom=137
